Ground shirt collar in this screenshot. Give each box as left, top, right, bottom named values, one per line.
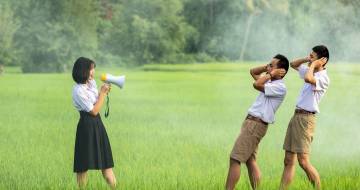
left=315, top=69, right=327, bottom=76
left=269, top=78, right=284, bottom=83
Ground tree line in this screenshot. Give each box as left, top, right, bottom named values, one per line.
left=0, top=0, right=359, bottom=73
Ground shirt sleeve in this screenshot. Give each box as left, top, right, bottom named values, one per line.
left=312, top=75, right=329, bottom=91
left=89, top=79, right=97, bottom=89
left=298, top=64, right=308, bottom=79
left=73, top=88, right=94, bottom=112
left=264, top=82, right=286, bottom=97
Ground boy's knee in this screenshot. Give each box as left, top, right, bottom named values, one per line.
left=230, top=158, right=241, bottom=166
left=297, top=157, right=310, bottom=169
left=284, top=156, right=296, bottom=166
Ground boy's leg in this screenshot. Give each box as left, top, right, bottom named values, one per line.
left=246, top=155, right=261, bottom=190
left=279, top=151, right=297, bottom=190
left=226, top=158, right=241, bottom=190
left=297, top=153, right=321, bottom=190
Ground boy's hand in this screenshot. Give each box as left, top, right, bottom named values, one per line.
left=311, top=57, right=327, bottom=69
left=270, top=68, right=286, bottom=78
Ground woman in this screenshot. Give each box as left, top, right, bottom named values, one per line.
left=72, top=57, right=116, bottom=188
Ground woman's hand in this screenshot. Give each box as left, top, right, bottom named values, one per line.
left=89, top=83, right=111, bottom=116
left=100, top=83, right=111, bottom=94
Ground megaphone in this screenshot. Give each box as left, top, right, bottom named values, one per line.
left=100, top=73, right=125, bottom=88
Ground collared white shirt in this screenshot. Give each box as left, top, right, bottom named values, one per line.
left=296, top=64, right=330, bottom=113
left=247, top=79, right=287, bottom=124
left=72, top=79, right=99, bottom=112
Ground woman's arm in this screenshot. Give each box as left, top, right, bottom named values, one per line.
left=89, top=83, right=110, bottom=116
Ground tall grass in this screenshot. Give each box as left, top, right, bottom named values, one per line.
left=0, top=63, right=359, bottom=189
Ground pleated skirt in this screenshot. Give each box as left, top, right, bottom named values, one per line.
left=73, top=111, right=114, bottom=173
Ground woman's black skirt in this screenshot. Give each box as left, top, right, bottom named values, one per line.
left=73, top=111, right=114, bottom=173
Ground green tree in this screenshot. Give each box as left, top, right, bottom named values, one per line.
left=15, top=0, right=99, bottom=73
left=102, top=0, right=196, bottom=65
left=0, top=2, right=20, bottom=72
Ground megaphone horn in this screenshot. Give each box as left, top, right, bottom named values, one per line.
left=100, top=73, right=125, bottom=88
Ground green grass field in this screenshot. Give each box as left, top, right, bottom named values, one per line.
left=0, top=63, right=359, bottom=189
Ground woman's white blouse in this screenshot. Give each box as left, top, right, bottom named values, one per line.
left=72, top=79, right=99, bottom=112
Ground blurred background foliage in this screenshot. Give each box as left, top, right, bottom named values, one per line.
left=0, top=0, right=360, bottom=72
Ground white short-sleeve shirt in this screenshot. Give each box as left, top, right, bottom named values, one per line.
left=72, top=79, right=99, bottom=112
left=296, top=64, right=330, bottom=113
left=247, top=79, right=287, bottom=124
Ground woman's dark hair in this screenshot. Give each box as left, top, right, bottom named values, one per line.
left=312, top=45, right=329, bottom=65
left=72, top=57, right=96, bottom=84
left=274, top=54, right=289, bottom=72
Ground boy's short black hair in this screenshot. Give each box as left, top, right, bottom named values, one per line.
left=312, top=45, right=329, bottom=65
left=72, top=57, right=96, bottom=84
left=274, top=54, right=289, bottom=73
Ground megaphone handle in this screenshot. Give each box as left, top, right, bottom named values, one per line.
left=104, top=95, right=110, bottom=118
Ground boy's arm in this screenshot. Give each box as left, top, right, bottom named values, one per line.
left=250, top=65, right=267, bottom=80
left=253, top=69, right=286, bottom=92
left=253, top=73, right=271, bottom=92
left=290, top=57, right=310, bottom=71
left=304, top=58, right=327, bottom=85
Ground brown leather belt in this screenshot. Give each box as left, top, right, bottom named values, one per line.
left=295, top=109, right=315, bottom=115
left=246, top=114, right=268, bottom=125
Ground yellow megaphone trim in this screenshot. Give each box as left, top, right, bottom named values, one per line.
left=100, top=73, right=107, bottom=81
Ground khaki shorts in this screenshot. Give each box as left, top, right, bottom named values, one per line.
left=283, top=113, right=316, bottom=153
left=230, top=119, right=268, bottom=163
